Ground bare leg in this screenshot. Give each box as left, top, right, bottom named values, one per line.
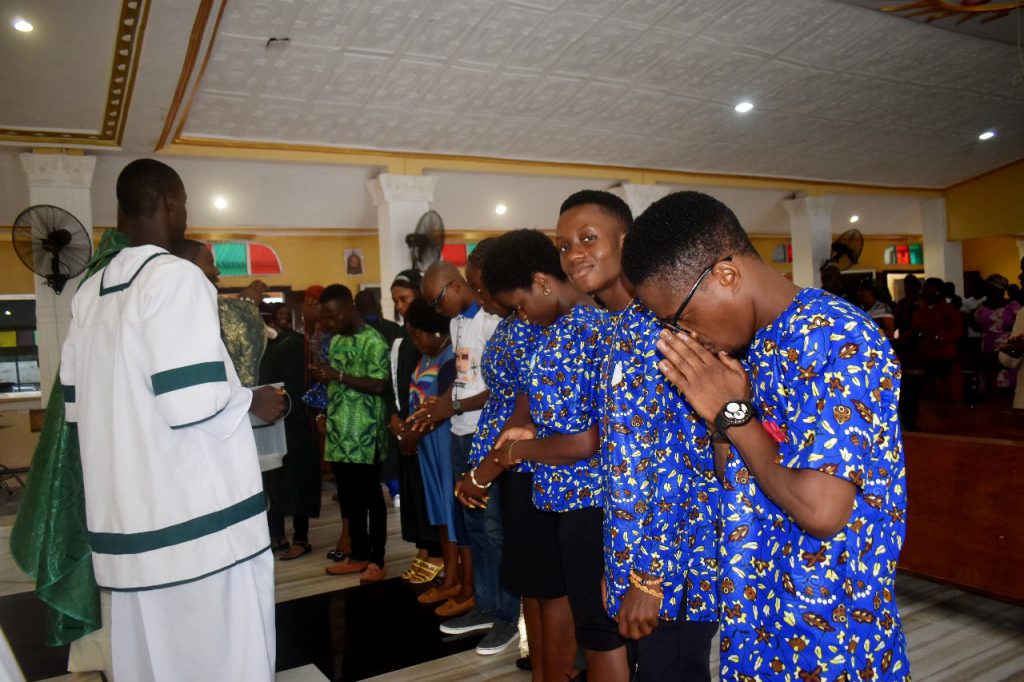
left=540, top=596, right=576, bottom=682
left=456, top=546, right=474, bottom=601
left=438, top=526, right=460, bottom=590
left=583, top=647, right=630, bottom=682
left=523, top=597, right=544, bottom=682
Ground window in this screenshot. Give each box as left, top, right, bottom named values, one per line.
left=0, top=296, right=40, bottom=397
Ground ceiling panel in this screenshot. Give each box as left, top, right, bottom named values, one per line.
left=170, top=0, right=1024, bottom=187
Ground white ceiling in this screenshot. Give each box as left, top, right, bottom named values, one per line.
left=1, top=0, right=1022, bottom=189
left=179, top=0, right=1024, bottom=187
left=0, top=1, right=121, bottom=130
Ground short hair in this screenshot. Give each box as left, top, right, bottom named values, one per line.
left=390, top=269, right=422, bottom=293
left=481, top=229, right=567, bottom=294
left=923, top=277, right=944, bottom=292
left=354, top=290, right=380, bottom=315
left=559, top=190, right=633, bottom=232
left=319, top=284, right=353, bottom=305
left=116, top=159, right=183, bottom=218
left=169, top=239, right=205, bottom=263
left=403, top=297, right=450, bottom=335
left=622, top=191, right=756, bottom=290
left=467, top=238, right=496, bottom=270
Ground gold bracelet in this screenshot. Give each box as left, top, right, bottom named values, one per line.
left=631, top=581, right=664, bottom=600
left=504, top=439, right=523, bottom=468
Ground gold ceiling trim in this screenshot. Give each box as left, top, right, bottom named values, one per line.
left=881, top=0, right=1024, bottom=24
left=0, top=0, right=150, bottom=147
left=155, top=0, right=227, bottom=151
left=163, top=135, right=943, bottom=197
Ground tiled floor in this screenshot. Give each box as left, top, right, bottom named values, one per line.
left=4, top=491, right=1024, bottom=681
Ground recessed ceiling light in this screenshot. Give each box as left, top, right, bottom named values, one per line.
left=13, top=18, right=32, bottom=32
left=978, top=130, right=996, bottom=141
left=734, top=101, right=754, bottom=113
left=3, top=310, right=10, bottom=316
left=849, top=215, right=860, bottom=223
left=213, top=195, right=229, bottom=210
left=495, top=203, right=507, bottom=215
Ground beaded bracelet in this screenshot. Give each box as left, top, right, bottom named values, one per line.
left=629, top=569, right=665, bottom=600
left=468, top=469, right=491, bottom=490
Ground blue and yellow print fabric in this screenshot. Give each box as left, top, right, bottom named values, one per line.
left=720, top=288, right=910, bottom=681
left=600, top=301, right=720, bottom=622
left=529, top=305, right=611, bottom=513
left=469, top=315, right=542, bottom=471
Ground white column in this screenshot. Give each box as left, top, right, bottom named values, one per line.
left=920, top=197, right=964, bottom=298
left=784, top=195, right=834, bottom=289
left=609, top=183, right=673, bottom=220
left=19, top=153, right=96, bottom=403
left=367, top=173, right=438, bottom=320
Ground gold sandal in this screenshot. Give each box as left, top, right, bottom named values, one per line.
left=401, top=558, right=430, bottom=581
left=409, top=559, right=443, bottom=584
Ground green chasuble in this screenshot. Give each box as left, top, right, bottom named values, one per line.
left=9, top=229, right=129, bottom=646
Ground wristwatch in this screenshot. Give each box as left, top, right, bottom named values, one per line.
left=450, top=399, right=463, bottom=416
left=714, top=400, right=755, bottom=435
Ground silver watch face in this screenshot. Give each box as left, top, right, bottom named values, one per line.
left=723, top=401, right=750, bottom=422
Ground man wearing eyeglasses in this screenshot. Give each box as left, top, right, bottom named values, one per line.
left=417, top=261, right=503, bottom=631
left=622, top=192, right=910, bottom=682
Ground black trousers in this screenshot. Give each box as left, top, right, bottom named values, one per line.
left=267, top=512, right=309, bottom=542
left=332, top=461, right=387, bottom=566
left=631, top=619, right=718, bottom=682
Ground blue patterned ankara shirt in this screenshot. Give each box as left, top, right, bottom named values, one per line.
left=529, top=304, right=611, bottom=513
left=719, top=288, right=909, bottom=681
left=600, top=301, right=720, bottom=622
left=469, top=314, right=542, bottom=471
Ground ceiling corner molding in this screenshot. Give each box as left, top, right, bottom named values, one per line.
left=0, top=0, right=151, bottom=148
left=154, top=0, right=229, bottom=152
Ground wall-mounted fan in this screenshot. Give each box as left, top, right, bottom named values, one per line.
left=405, top=210, right=445, bottom=272
left=824, top=229, right=864, bottom=271
left=12, top=205, right=93, bottom=294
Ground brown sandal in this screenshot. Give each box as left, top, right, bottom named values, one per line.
left=278, top=541, right=312, bottom=561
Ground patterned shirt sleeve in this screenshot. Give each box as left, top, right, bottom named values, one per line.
left=774, top=316, right=895, bottom=487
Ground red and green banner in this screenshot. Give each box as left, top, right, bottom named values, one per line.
left=209, top=242, right=282, bottom=276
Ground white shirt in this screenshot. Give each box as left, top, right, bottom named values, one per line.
left=449, top=301, right=500, bottom=436
left=61, top=245, right=268, bottom=590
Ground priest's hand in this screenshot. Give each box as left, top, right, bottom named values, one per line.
left=250, top=386, right=287, bottom=422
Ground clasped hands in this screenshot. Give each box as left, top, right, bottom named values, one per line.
left=454, top=425, right=536, bottom=509
left=307, top=362, right=336, bottom=384
left=655, top=328, right=751, bottom=424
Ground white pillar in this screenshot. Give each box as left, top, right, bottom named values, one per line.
left=784, top=195, right=834, bottom=289
left=920, top=197, right=964, bottom=298
left=609, top=183, right=673, bottom=220
left=19, top=153, right=96, bottom=403
left=367, top=173, right=438, bottom=320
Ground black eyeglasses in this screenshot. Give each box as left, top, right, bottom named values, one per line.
left=430, top=279, right=456, bottom=311
left=657, top=255, right=733, bottom=334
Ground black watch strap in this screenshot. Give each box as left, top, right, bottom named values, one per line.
left=714, top=400, right=755, bottom=434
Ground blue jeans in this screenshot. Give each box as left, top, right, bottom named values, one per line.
left=453, top=433, right=519, bottom=624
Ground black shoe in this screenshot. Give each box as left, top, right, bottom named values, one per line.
left=515, top=656, right=531, bottom=671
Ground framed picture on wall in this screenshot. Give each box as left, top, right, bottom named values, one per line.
left=345, top=248, right=364, bottom=275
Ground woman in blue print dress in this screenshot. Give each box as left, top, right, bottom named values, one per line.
left=393, top=298, right=475, bottom=617
left=460, top=229, right=629, bottom=682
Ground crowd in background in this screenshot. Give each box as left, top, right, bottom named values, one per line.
left=823, top=262, right=1024, bottom=410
